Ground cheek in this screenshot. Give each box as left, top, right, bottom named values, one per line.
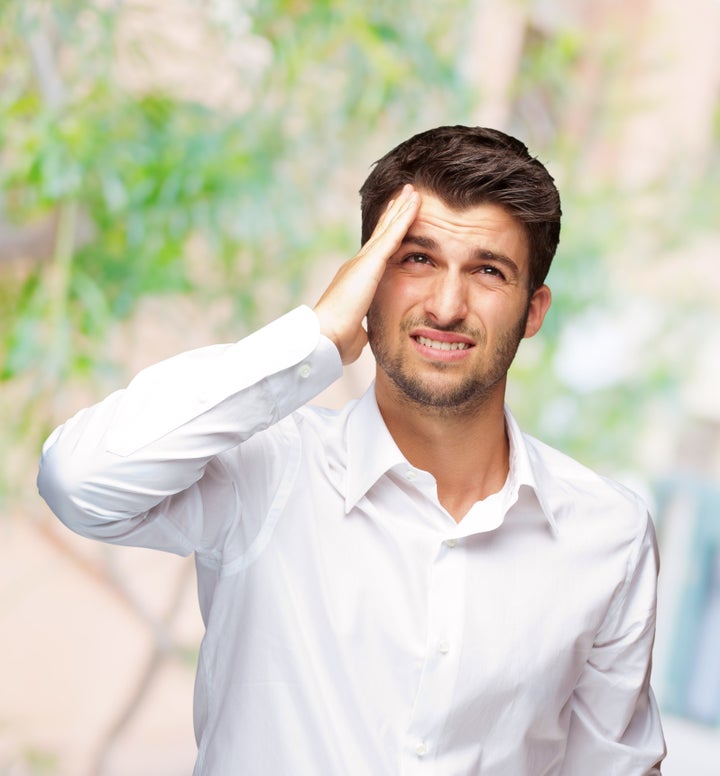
left=372, top=276, right=425, bottom=318
left=394, top=273, right=438, bottom=305
left=464, top=293, right=528, bottom=342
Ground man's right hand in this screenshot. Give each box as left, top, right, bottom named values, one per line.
left=314, top=183, right=420, bottom=365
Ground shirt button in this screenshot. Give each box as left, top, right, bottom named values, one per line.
left=415, top=742, right=428, bottom=757
left=446, top=538, right=457, bottom=548
left=298, top=363, right=312, bottom=379
left=438, top=640, right=450, bottom=655
left=405, top=469, right=417, bottom=481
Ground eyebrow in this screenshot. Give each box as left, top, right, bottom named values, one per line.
left=400, top=234, right=520, bottom=275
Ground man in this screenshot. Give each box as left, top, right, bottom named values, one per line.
left=38, top=126, right=666, bottom=774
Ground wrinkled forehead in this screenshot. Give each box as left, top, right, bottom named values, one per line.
left=408, top=190, right=529, bottom=253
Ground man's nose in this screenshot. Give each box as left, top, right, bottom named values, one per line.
left=423, top=271, right=469, bottom=327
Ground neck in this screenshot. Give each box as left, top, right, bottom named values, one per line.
left=375, top=374, right=510, bottom=522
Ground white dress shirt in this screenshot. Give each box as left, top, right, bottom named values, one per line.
left=38, top=305, right=666, bottom=775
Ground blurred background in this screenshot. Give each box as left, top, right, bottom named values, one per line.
left=1, top=0, right=719, bottom=774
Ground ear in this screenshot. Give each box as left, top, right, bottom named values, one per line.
left=523, top=284, right=552, bottom=339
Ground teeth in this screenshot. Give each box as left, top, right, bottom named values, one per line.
left=417, top=336, right=469, bottom=351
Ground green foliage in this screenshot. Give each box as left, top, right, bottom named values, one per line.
left=2, top=0, right=718, bottom=493
left=18, top=746, right=59, bottom=775
left=0, top=0, right=471, bottom=498
left=1, top=1, right=469, bottom=381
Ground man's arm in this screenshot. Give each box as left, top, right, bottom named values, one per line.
left=37, top=185, right=420, bottom=554
left=37, top=307, right=342, bottom=554
left=560, top=512, right=666, bottom=775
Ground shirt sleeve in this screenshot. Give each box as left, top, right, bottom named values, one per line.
left=37, top=305, right=343, bottom=556
left=560, top=510, right=667, bottom=775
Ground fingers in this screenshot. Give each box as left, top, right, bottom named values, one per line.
left=314, top=184, right=420, bottom=364
left=361, top=184, right=420, bottom=261
left=349, top=184, right=419, bottom=292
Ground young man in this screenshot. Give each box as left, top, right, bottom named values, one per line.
left=38, top=126, right=666, bottom=774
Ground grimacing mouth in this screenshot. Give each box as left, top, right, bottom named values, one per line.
left=414, top=335, right=472, bottom=352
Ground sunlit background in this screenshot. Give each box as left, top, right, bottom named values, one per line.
left=1, top=1, right=719, bottom=774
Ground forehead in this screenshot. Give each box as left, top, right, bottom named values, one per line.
left=407, top=191, right=529, bottom=257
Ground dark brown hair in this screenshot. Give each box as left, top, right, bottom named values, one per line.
left=360, top=126, right=561, bottom=292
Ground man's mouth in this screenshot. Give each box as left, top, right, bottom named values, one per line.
left=414, top=335, right=471, bottom=352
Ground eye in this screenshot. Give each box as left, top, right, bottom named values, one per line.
left=476, top=265, right=506, bottom=281
left=402, top=253, right=433, bottom=265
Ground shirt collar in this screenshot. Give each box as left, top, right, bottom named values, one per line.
left=344, top=385, right=559, bottom=535
left=504, top=406, right=559, bottom=535
left=344, top=384, right=407, bottom=513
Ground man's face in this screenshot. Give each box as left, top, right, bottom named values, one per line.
left=367, top=191, right=551, bottom=414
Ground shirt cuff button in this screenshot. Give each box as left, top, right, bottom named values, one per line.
left=415, top=742, right=428, bottom=757
left=298, top=364, right=312, bottom=379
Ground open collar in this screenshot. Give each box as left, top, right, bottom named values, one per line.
left=343, top=385, right=559, bottom=534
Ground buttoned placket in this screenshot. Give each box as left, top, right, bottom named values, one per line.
left=400, top=528, right=467, bottom=774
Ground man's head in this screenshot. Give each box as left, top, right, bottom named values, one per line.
left=360, top=126, right=561, bottom=294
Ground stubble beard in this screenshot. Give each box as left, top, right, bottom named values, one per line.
left=366, top=305, right=529, bottom=417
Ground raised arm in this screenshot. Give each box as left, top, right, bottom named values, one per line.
left=38, top=185, right=420, bottom=555
left=37, top=307, right=341, bottom=554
